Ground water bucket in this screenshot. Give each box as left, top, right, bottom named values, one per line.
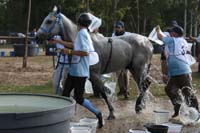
left=128, top=129, right=150, bottom=133
left=0, top=51, right=5, bottom=57
left=154, top=110, right=170, bottom=124
left=79, top=118, right=98, bottom=133
left=144, top=124, right=168, bottom=133
left=10, top=51, right=15, bottom=57
left=70, top=125, right=92, bottom=133
left=13, top=44, right=39, bottom=57
left=0, top=93, right=75, bottom=133
left=70, top=122, right=81, bottom=127
left=162, top=122, right=182, bottom=133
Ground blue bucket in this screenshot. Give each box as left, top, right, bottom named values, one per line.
left=10, top=51, right=15, bottom=57
left=0, top=51, right=5, bottom=57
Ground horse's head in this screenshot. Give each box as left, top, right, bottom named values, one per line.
left=36, top=6, right=64, bottom=42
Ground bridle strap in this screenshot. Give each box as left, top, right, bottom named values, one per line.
left=39, top=13, right=66, bottom=40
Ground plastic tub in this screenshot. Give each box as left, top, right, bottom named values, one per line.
left=70, top=125, right=92, bottom=133
left=144, top=124, right=168, bottom=133
left=0, top=93, right=75, bottom=133
left=128, top=129, right=150, bottom=133
left=10, top=51, right=15, bottom=57
left=13, top=44, right=39, bottom=57
left=79, top=118, right=98, bottom=133
left=162, top=122, right=182, bottom=133
left=0, top=51, right=5, bottom=57
left=154, top=110, right=170, bottom=124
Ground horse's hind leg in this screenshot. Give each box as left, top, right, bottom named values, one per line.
left=135, top=76, right=151, bottom=113
left=89, top=74, right=115, bottom=120
left=116, top=69, right=130, bottom=99
left=130, top=64, right=151, bottom=113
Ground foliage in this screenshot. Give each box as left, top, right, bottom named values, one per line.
left=0, top=0, right=200, bottom=36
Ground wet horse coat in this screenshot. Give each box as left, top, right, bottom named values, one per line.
left=36, top=10, right=153, bottom=119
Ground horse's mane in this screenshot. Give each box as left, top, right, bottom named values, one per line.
left=60, top=13, right=77, bottom=41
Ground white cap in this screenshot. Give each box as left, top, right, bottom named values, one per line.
left=87, top=13, right=102, bottom=32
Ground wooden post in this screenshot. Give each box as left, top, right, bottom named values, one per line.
left=22, top=0, right=31, bottom=68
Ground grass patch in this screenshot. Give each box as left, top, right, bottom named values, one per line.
left=0, top=80, right=54, bottom=94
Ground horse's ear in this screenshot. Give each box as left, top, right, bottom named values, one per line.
left=53, top=5, right=58, bottom=13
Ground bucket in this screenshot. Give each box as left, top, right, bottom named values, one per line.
left=0, top=93, right=75, bottom=133
left=162, top=122, right=182, bottom=133
left=70, top=125, right=92, bottom=133
left=154, top=110, right=170, bottom=124
left=70, top=122, right=81, bottom=127
left=144, top=124, right=168, bottom=133
left=13, top=44, right=39, bottom=57
left=0, top=51, right=5, bottom=57
left=79, top=118, right=98, bottom=133
left=128, top=129, right=150, bottom=133
left=10, top=51, right=15, bottom=57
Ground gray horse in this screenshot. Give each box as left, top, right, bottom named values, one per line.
left=36, top=8, right=153, bottom=120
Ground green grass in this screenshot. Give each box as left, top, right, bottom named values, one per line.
left=0, top=73, right=199, bottom=98
left=0, top=80, right=54, bottom=94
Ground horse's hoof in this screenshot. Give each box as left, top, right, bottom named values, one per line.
left=107, top=115, right=116, bottom=120
left=135, top=105, right=143, bottom=114
left=124, top=93, right=130, bottom=99
left=104, top=87, right=111, bottom=95
left=136, top=110, right=142, bottom=114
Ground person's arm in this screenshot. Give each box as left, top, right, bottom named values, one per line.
left=188, top=36, right=197, bottom=42
left=49, top=39, right=73, bottom=49
left=156, top=25, right=164, bottom=40
left=61, top=48, right=88, bottom=56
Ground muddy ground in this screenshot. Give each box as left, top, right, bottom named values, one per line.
left=0, top=48, right=200, bottom=133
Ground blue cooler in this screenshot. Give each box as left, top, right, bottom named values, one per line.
left=0, top=51, right=5, bottom=57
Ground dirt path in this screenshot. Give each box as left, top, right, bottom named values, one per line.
left=72, top=98, right=200, bottom=133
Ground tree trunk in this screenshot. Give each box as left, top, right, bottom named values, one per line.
left=189, top=11, right=193, bottom=37
left=136, top=0, right=139, bottom=33
left=184, top=0, right=187, bottom=37
left=86, top=0, right=90, bottom=12
left=22, top=0, right=31, bottom=68
left=143, top=16, right=147, bottom=35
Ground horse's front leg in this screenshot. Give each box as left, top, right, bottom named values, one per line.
left=89, top=73, right=115, bottom=120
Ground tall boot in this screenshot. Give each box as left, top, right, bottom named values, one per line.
left=190, top=96, right=199, bottom=111
left=172, top=104, right=181, bottom=118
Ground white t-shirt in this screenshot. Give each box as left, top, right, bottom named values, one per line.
left=111, top=31, right=130, bottom=37
left=54, top=35, right=68, bottom=64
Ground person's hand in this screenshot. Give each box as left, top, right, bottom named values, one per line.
left=48, top=39, right=55, bottom=44
left=61, top=48, right=68, bottom=54
left=48, top=39, right=60, bottom=44
left=61, top=48, right=72, bottom=55
left=189, top=36, right=196, bottom=42
left=156, top=25, right=160, bottom=33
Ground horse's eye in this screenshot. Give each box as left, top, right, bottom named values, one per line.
left=46, top=20, right=52, bottom=24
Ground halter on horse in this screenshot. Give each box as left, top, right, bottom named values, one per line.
left=36, top=7, right=153, bottom=120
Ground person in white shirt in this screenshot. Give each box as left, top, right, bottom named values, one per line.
left=53, top=13, right=104, bottom=128
left=112, top=21, right=130, bottom=99
left=50, top=35, right=70, bottom=95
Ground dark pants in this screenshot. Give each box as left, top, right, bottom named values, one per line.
left=165, top=74, right=199, bottom=117
left=62, top=74, right=87, bottom=105
left=161, top=60, right=168, bottom=84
